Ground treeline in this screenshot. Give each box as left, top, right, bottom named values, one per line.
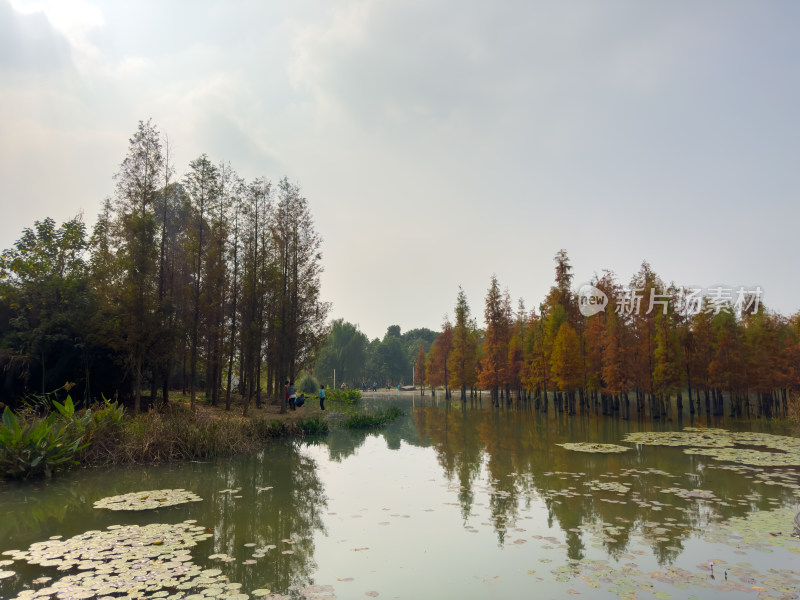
left=0, top=120, right=328, bottom=414
left=420, top=250, right=799, bottom=419
left=313, top=321, right=438, bottom=388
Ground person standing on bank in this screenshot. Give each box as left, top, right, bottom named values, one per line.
left=288, top=380, right=297, bottom=410
left=319, top=385, right=326, bottom=411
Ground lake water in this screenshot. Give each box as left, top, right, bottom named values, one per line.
left=1, top=394, right=799, bottom=599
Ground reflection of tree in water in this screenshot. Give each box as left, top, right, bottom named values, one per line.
left=408, top=402, right=791, bottom=567
left=0, top=478, right=88, bottom=544
left=412, top=405, right=484, bottom=524
left=324, top=429, right=371, bottom=462
left=321, top=397, right=423, bottom=461
left=201, top=442, right=327, bottom=594
left=0, top=443, right=327, bottom=596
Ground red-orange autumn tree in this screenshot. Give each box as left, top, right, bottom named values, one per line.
left=478, top=276, right=511, bottom=406
left=427, top=317, right=454, bottom=399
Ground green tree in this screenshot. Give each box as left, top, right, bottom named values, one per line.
left=314, top=319, right=368, bottom=387
left=414, top=344, right=427, bottom=395
left=184, top=153, right=221, bottom=411
left=113, top=119, right=164, bottom=413
left=269, top=178, right=329, bottom=410
left=448, top=287, right=479, bottom=400
left=550, top=322, right=582, bottom=413
left=0, top=218, right=92, bottom=404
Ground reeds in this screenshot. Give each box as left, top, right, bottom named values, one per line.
left=82, top=403, right=329, bottom=466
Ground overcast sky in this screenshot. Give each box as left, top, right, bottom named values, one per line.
left=2, top=0, right=799, bottom=339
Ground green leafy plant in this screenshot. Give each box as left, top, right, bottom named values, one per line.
left=327, top=386, right=362, bottom=404
left=0, top=407, right=88, bottom=479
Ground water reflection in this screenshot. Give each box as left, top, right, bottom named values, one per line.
left=407, top=398, right=799, bottom=565
left=0, top=442, right=326, bottom=598
left=1, top=397, right=798, bottom=600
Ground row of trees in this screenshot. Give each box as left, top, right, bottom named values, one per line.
left=419, top=250, right=799, bottom=419
left=313, top=320, right=437, bottom=388
left=0, top=120, right=329, bottom=413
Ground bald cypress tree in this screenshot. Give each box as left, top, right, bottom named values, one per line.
left=448, top=287, right=478, bottom=401
left=184, top=154, right=220, bottom=412
left=112, top=119, right=164, bottom=413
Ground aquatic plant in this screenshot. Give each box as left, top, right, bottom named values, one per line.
left=0, top=406, right=87, bottom=479
left=0, top=521, right=253, bottom=600
left=342, top=407, right=403, bottom=429
left=555, top=442, right=631, bottom=453
left=93, top=488, right=203, bottom=510
left=623, top=427, right=800, bottom=467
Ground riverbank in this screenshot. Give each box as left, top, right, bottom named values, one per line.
left=80, top=395, right=332, bottom=467
left=0, top=391, right=411, bottom=480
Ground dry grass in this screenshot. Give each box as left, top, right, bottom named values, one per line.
left=80, top=395, right=329, bottom=466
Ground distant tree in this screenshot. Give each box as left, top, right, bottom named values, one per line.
left=550, top=322, right=582, bottom=414
left=402, top=326, right=438, bottom=366
left=448, top=287, right=479, bottom=400
left=506, top=299, right=527, bottom=403
left=652, top=311, right=681, bottom=416
left=315, top=319, right=368, bottom=387
left=478, top=275, right=510, bottom=405
left=414, top=344, right=427, bottom=396
left=385, top=325, right=401, bottom=339
left=429, top=317, right=454, bottom=399
left=376, top=335, right=410, bottom=385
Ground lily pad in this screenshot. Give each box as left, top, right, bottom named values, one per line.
left=94, top=489, right=202, bottom=511
left=0, top=521, right=252, bottom=600
left=556, top=443, right=631, bottom=454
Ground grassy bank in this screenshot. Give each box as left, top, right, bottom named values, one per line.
left=0, top=396, right=329, bottom=479
left=82, top=403, right=329, bottom=466
left=1, top=390, right=404, bottom=480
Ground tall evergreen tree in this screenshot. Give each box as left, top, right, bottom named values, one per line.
left=448, top=287, right=479, bottom=400
left=113, top=119, right=164, bottom=413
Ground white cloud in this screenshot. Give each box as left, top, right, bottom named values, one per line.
left=1, top=0, right=799, bottom=335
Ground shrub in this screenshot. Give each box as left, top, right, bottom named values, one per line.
left=0, top=404, right=88, bottom=479
left=327, top=387, right=362, bottom=404
left=297, top=373, right=320, bottom=395
left=343, top=406, right=403, bottom=429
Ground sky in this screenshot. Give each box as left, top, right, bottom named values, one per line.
left=2, top=0, right=799, bottom=340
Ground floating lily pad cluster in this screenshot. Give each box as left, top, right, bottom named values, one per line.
left=93, top=489, right=203, bottom=511
left=556, top=443, right=631, bottom=454
left=552, top=556, right=800, bottom=600
left=585, top=480, right=630, bottom=494
left=659, top=488, right=716, bottom=501
left=622, top=429, right=733, bottom=448
left=703, top=506, right=800, bottom=555
left=622, top=427, right=800, bottom=467
left=0, top=521, right=259, bottom=600
left=538, top=506, right=800, bottom=599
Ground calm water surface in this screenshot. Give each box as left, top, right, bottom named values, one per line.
left=1, top=394, right=799, bottom=599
